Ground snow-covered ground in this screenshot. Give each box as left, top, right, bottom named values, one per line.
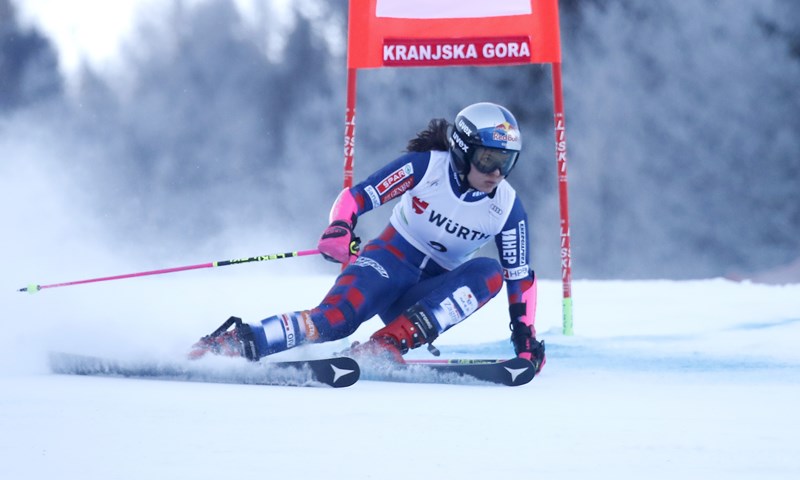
left=3, top=2, right=799, bottom=477
left=2, top=272, right=798, bottom=479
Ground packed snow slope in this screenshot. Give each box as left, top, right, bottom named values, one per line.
left=2, top=2, right=799, bottom=478
left=2, top=273, right=799, bottom=480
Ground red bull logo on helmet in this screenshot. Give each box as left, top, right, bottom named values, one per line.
left=492, top=122, right=519, bottom=142
left=492, top=122, right=520, bottom=143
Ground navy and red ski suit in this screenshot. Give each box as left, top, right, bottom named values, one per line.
left=252, top=150, right=536, bottom=356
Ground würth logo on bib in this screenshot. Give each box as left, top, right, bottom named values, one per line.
left=383, top=37, right=532, bottom=67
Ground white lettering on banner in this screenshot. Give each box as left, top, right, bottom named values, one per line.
left=483, top=42, right=530, bottom=60
left=384, top=37, right=531, bottom=67
left=384, top=44, right=478, bottom=62
left=453, top=286, right=478, bottom=317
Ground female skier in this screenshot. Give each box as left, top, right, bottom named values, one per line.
left=190, top=102, right=545, bottom=372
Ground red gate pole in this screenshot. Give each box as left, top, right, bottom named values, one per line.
left=551, top=62, right=574, bottom=335
left=343, top=68, right=358, bottom=189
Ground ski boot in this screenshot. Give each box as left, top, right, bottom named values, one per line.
left=347, top=305, right=440, bottom=364
left=345, top=337, right=405, bottom=364
left=189, top=316, right=260, bottom=361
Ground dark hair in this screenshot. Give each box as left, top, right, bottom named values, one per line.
left=406, top=118, right=450, bottom=152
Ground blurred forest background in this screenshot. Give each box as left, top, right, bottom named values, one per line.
left=2, top=0, right=798, bottom=280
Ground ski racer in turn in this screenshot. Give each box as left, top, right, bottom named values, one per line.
left=190, top=102, right=545, bottom=373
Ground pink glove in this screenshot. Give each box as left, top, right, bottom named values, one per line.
left=318, top=221, right=360, bottom=264
left=318, top=189, right=361, bottom=265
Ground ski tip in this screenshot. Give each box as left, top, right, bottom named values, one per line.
left=19, top=284, right=41, bottom=293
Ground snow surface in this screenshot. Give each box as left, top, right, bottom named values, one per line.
left=2, top=273, right=799, bottom=479
left=4, top=2, right=798, bottom=477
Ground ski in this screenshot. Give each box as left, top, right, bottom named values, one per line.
left=48, top=352, right=360, bottom=388
left=362, top=357, right=537, bottom=386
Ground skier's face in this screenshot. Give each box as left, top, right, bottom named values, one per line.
left=467, top=165, right=504, bottom=193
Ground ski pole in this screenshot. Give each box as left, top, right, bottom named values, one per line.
left=19, top=249, right=322, bottom=293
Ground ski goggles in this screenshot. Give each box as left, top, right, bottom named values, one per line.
left=470, top=146, right=519, bottom=176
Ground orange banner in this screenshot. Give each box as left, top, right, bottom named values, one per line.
left=347, top=0, right=562, bottom=69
